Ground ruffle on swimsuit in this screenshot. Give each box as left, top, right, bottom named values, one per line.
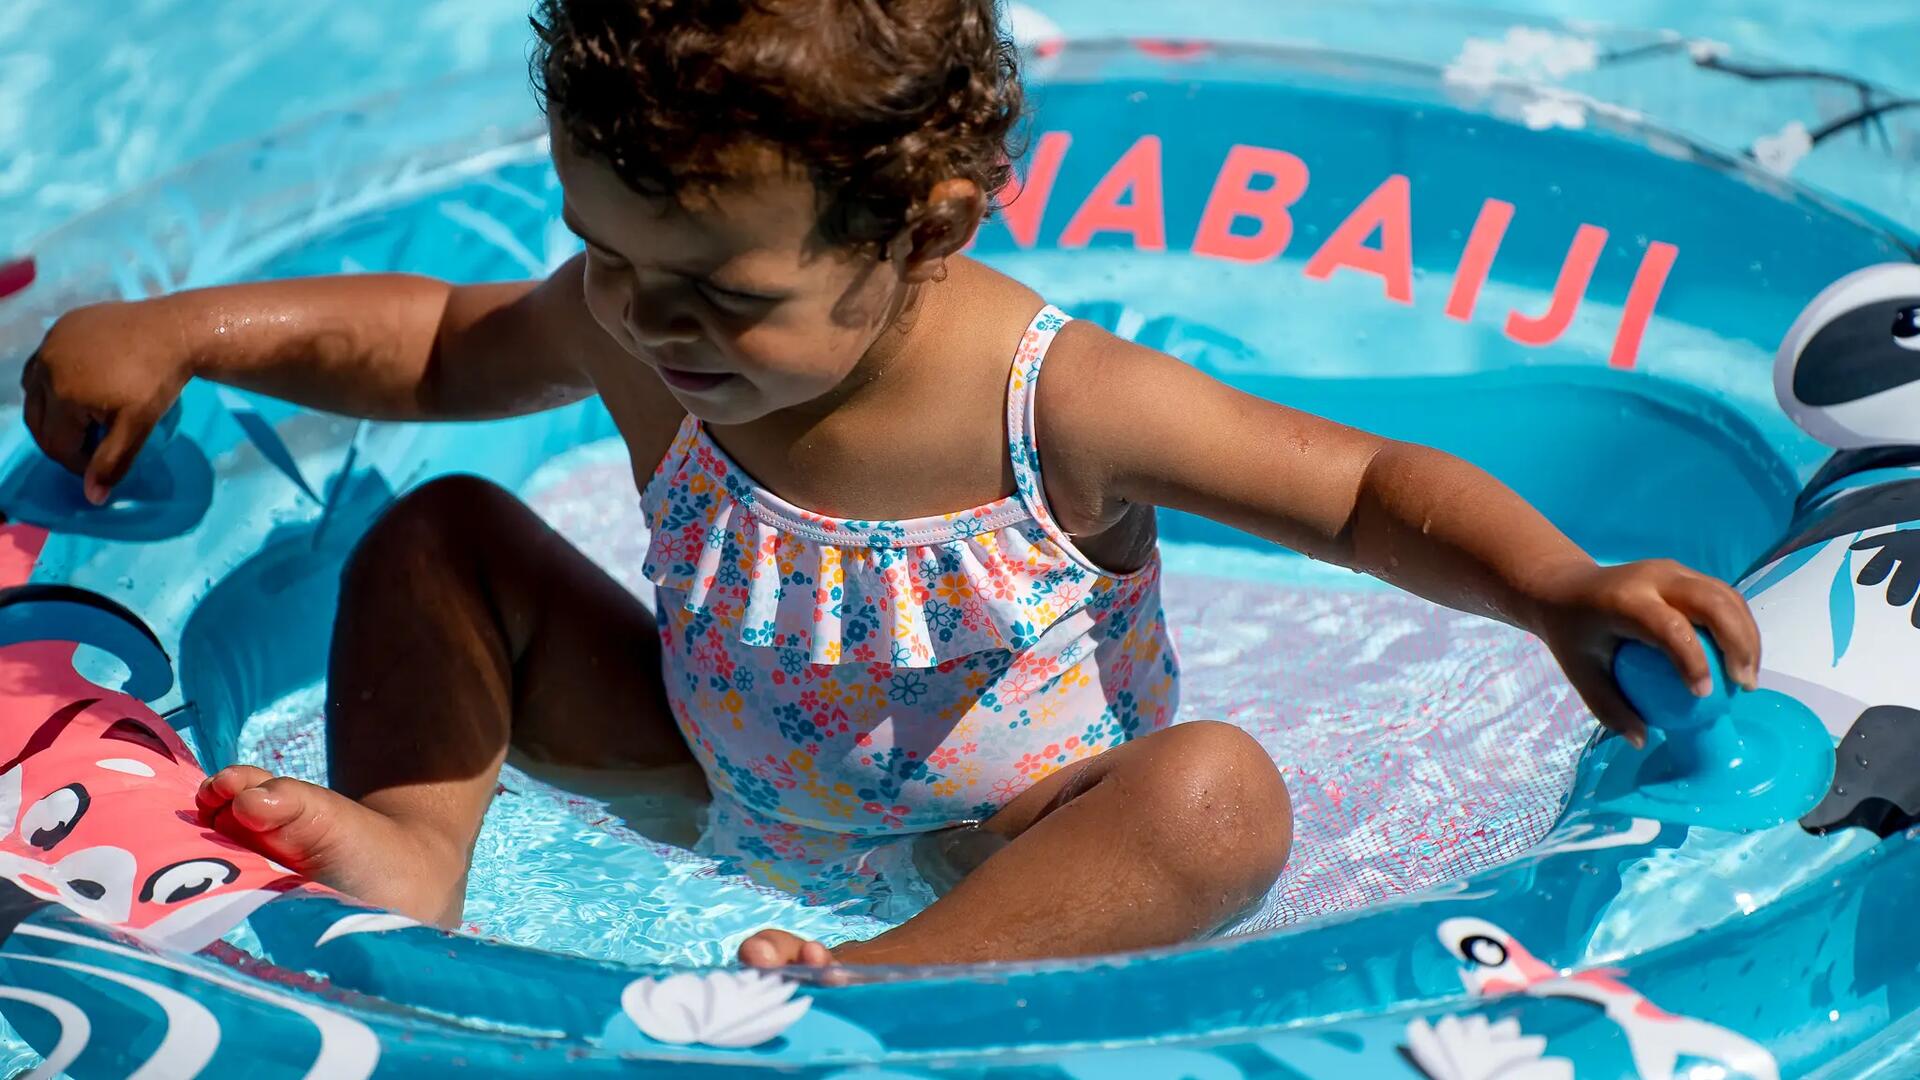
left=640, top=310, right=1145, bottom=670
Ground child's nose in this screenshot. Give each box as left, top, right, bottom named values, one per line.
left=624, top=298, right=702, bottom=348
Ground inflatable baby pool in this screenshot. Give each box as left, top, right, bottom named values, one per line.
left=2, top=25, right=1920, bottom=1080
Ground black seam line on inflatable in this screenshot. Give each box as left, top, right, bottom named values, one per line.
left=1749, top=478, right=1920, bottom=575
left=1601, top=40, right=1897, bottom=153
left=0, top=583, right=167, bottom=659
left=1801, top=448, right=1920, bottom=513
left=1804, top=100, right=1920, bottom=150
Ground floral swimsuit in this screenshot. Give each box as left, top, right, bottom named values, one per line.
left=640, top=305, right=1179, bottom=887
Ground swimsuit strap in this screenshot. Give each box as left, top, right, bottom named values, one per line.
left=1004, top=305, right=1073, bottom=531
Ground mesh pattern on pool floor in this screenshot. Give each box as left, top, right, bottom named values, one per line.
left=237, top=454, right=1590, bottom=963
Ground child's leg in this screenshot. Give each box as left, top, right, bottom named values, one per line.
left=196, top=475, right=688, bottom=926
left=741, top=720, right=1291, bottom=967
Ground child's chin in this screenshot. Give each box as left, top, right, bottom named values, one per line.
left=669, top=381, right=752, bottom=419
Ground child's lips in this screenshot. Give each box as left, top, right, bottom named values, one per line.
left=658, top=366, right=734, bottom=393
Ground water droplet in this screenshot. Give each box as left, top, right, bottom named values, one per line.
left=1855, top=756, right=1869, bottom=770
left=1321, top=957, right=1348, bottom=972
left=115, top=576, right=134, bottom=590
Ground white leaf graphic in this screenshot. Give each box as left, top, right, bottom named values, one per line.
left=315, top=911, right=421, bottom=948
left=1404, top=1014, right=1573, bottom=1080
left=622, top=970, right=813, bottom=1049
left=1520, top=92, right=1588, bottom=132
left=1753, top=122, right=1813, bottom=177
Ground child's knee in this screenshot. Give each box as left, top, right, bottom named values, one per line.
left=1127, top=721, right=1292, bottom=895
left=345, top=474, right=518, bottom=583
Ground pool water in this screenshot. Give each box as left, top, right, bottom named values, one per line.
left=229, top=438, right=1586, bottom=967
left=5, top=0, right=1918, bottom=244
left=0, top=0, right=1915, bottom=1072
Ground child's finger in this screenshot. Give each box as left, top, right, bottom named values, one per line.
left=1622, top=597, right=1713, bottom=697
left=1565, top=657, right=1647, bottom=748
left=1669, top=576, right=1761, bottom=690
left=83, top=406, right=162, bottom=505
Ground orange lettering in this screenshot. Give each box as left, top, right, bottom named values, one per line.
left=1302, top=175, right=1414, bottom=305
left=1192, top=145, right=1311, bottom=264
left=1610, top=242, right=1679, bottom=369
left=1059, top=136, right=1167, bottom=251
left=1445, top=199, right=1515, bottom=321
left=1505, top=224, right=1608, bottom=346
left=996, top=132, right=1072, bottom=250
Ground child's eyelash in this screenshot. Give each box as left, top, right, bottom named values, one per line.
left=695, top=281, right=771, bottom=306
left=579, top=246, right=769, bottom=306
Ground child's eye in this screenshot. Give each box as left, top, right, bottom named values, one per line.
left=695, top=281, right=776, bottom=310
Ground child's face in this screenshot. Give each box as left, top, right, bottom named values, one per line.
left=554, top=133, right=914, bottom=425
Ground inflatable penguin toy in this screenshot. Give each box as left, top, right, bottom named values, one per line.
left=1746, top=263, right=1920, bottom=836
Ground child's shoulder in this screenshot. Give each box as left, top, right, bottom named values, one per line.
left=941, top=262, right=1173, bottom=541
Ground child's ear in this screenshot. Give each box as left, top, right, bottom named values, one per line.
left=897, top=178, right=985, bottom=283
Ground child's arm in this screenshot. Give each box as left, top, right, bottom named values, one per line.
left=23, top=256, right=629, bottom=502
left=1045, top=329, right=1761, bottom=746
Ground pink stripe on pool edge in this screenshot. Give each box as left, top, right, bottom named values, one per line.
left=0, top=257, right=34, bottom=300
left=1133, top=40, right=1211, bottom=61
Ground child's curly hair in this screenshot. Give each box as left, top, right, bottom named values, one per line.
left=532, top=0, right=1024, bottom=249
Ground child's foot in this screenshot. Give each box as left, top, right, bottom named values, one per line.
left=196, top=765, right=466, bottom=926
left=738, top=928, right=836, bottom=969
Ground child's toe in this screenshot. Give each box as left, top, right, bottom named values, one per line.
left=739, top=929, right=813, bottom=969
left=202, top=764, right=273, bottom=802
left=227, top=776, right=325, bottom=834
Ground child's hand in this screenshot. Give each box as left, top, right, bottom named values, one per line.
left=1529, top=559, right=1760, bottom=748
left=22, top=299, right=194, bottom=504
